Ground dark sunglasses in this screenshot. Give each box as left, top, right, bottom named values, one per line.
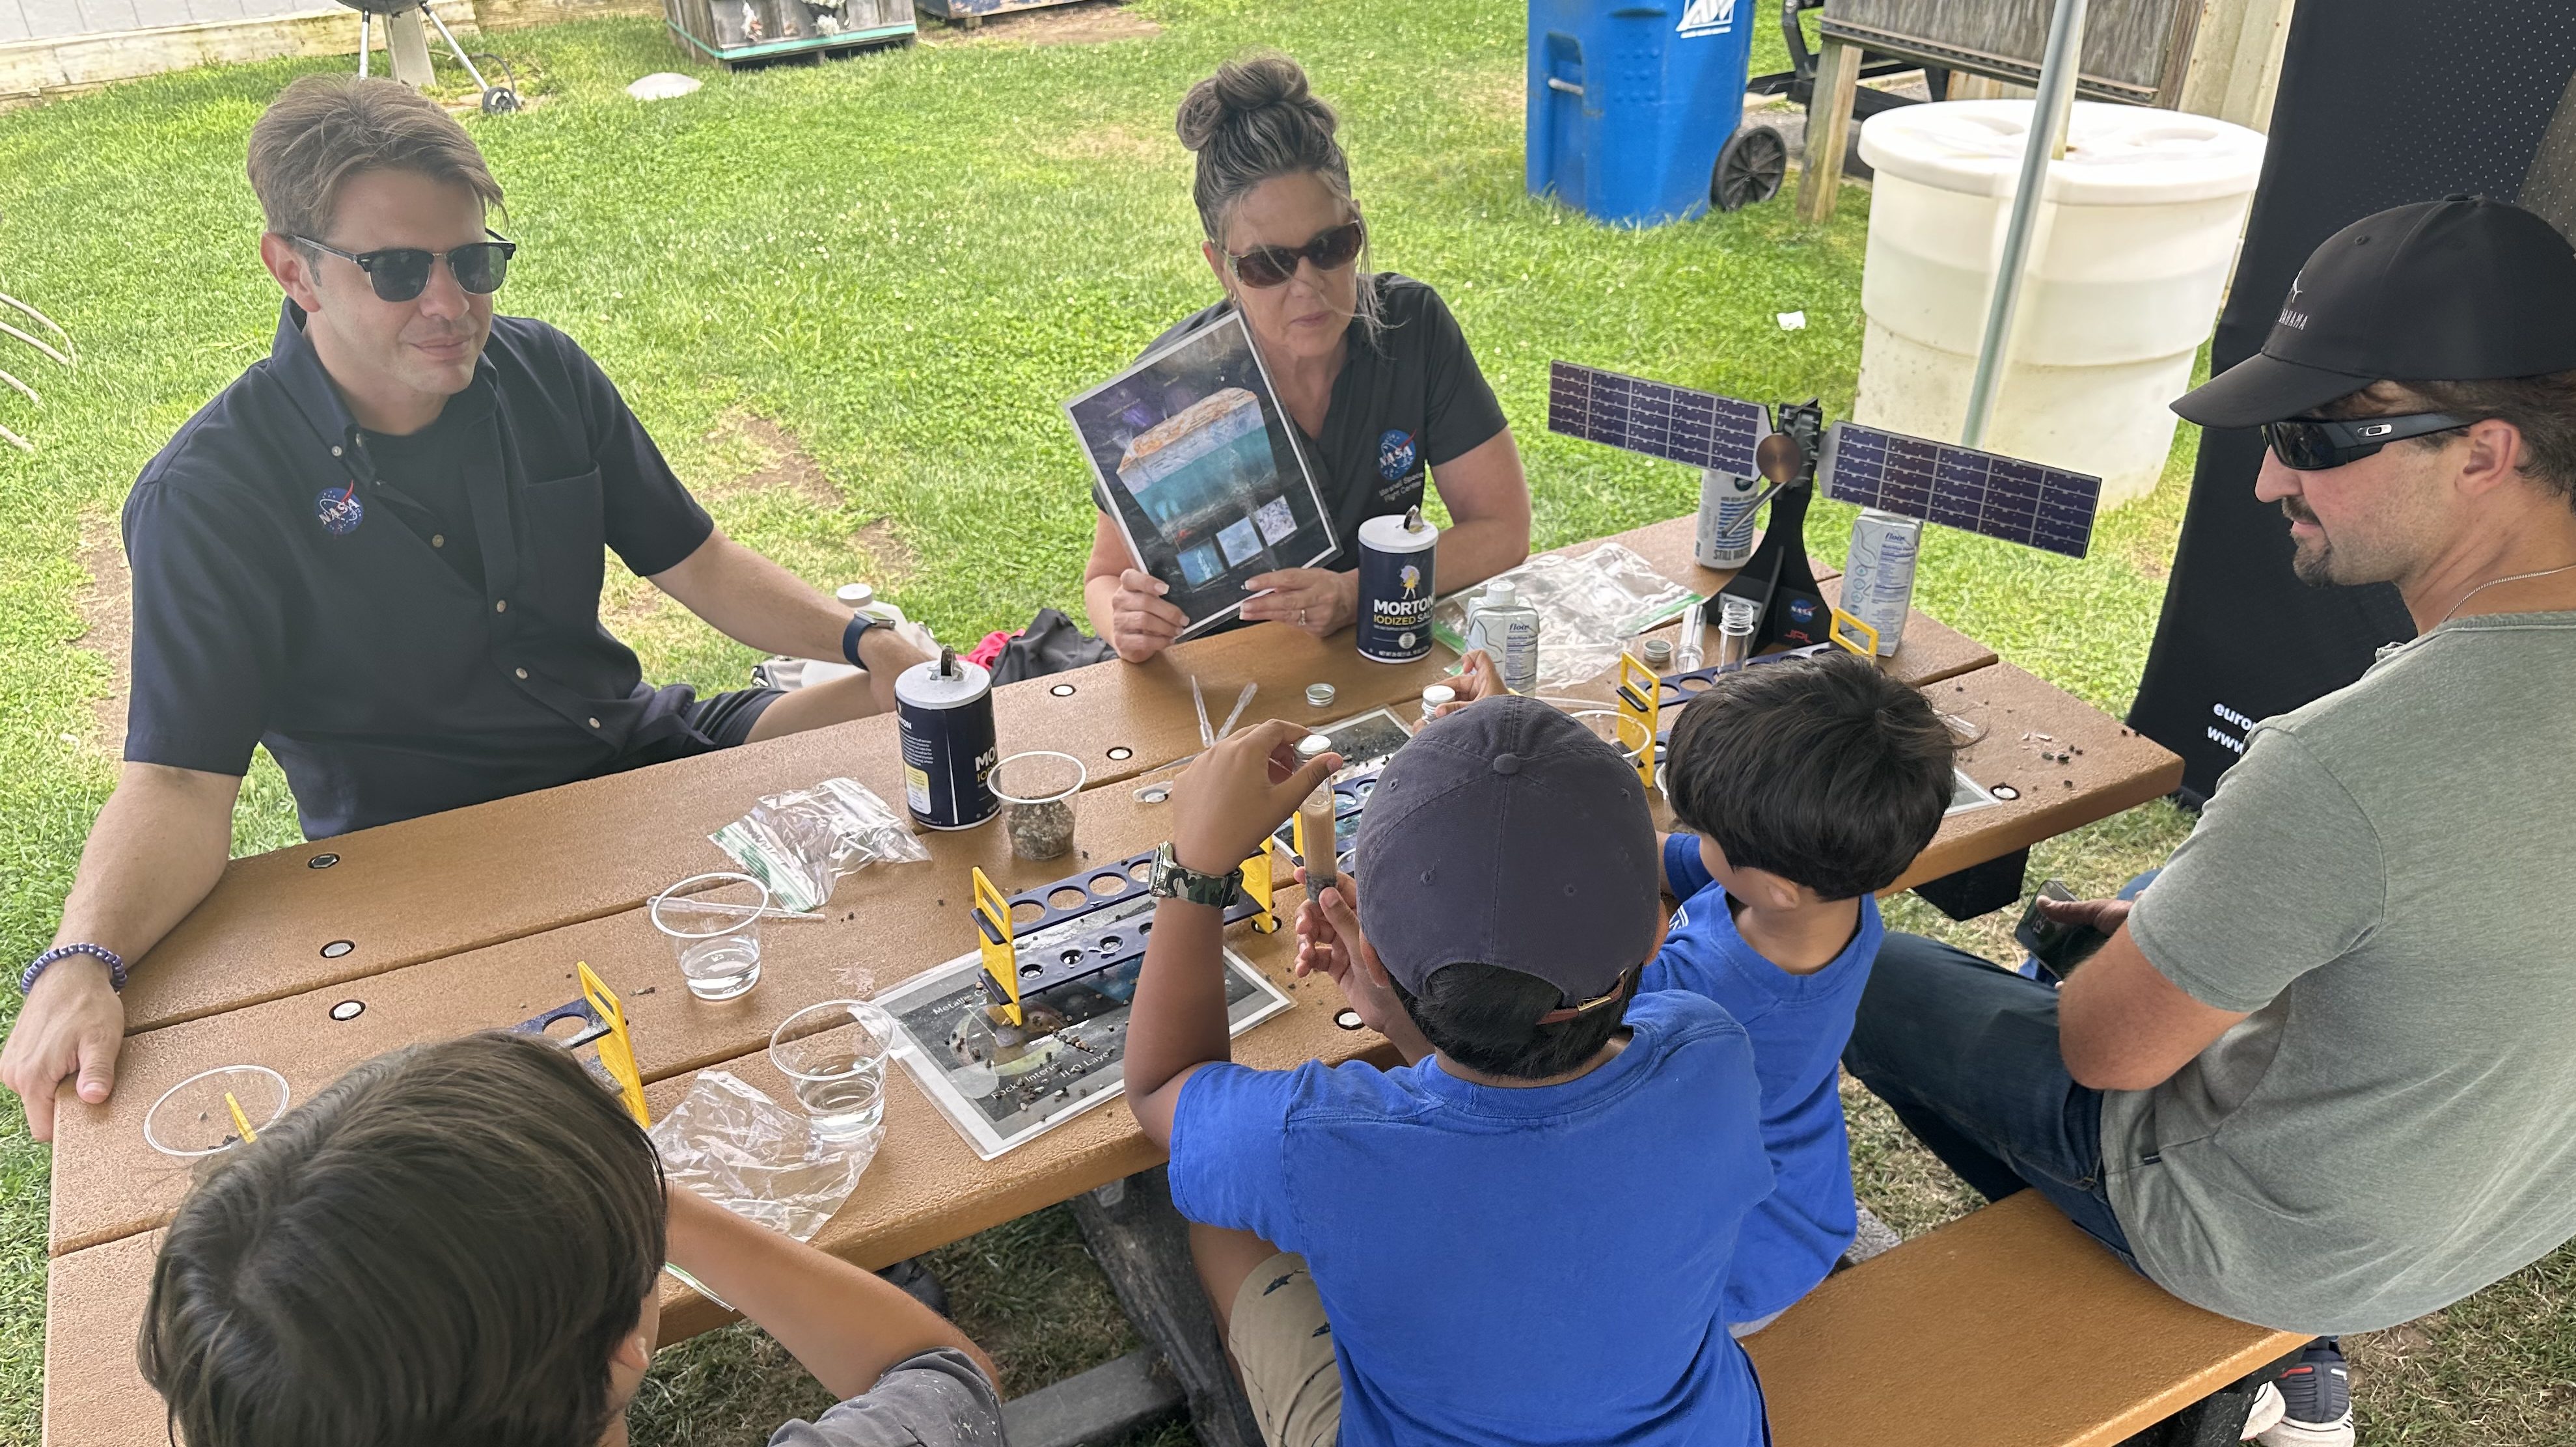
left=1225, top=219, right=1365, bottom=289
left=294, top=230, right=517, bottom=303
left=2261, top=411, right=2474, bottom=471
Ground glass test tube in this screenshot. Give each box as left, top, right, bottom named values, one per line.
left=1295, top=734, right=1337, bottom=891
left=1675, top=601, right=1706, bottom=671
left=1715, top=597, right=1758, bottom=671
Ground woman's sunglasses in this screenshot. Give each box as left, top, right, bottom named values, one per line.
left=1225, top=219, right=1365, bottom=290
left=293, top=231, right=517, bottom=303
left=2261, top=411, right=2473, bottom=471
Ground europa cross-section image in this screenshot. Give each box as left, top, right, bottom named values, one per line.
left=1067, top=312, right=1336, bottom=638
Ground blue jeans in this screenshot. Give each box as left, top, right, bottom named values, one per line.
left=1839, top=876, right=2158, bottom=1269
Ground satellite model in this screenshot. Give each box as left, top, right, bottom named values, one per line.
left=1546, top=361, right=2102, bottom=653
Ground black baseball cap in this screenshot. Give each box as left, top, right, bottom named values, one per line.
left=1353, top=696, right=1660, bottom=1004
left=2172, top=197, right=2576, bottom=429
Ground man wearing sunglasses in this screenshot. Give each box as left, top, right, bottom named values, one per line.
left=0, top=76, right=927, bottom=1141
left=1840, top=195, right=2576, bottom=1447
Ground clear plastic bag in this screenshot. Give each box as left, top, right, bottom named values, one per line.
left=709, top=777, right=929, bottom=913
left=1431, top=543, right=1701, bottom=694
left=648, top=1070, right=874, bottom=1244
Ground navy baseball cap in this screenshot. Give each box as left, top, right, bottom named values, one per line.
left=1352, top=696, right=1660, bottom=1005
left=2174, top=197, right=2576, bottom=429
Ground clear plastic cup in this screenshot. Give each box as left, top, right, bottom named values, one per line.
left=144, top=1064, right=290, bottom=1157
left=1569, top=709, right=1653, bottom=771
left=651, top=872, right=769, bottom=1002
left=769, top=999, right=896, bottom=1143
left=991, top=751, right=1086, bottom=861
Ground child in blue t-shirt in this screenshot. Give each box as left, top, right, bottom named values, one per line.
left=1123, top=703, right=1775, bottom=1447
left=1647, top=651, right=1958, bottom=1331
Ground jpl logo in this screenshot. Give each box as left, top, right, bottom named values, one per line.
left=1679, top=0, right=1736, bottom=35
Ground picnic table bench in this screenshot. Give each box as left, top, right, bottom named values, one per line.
left=40, top=514, right=2293, bottom=1447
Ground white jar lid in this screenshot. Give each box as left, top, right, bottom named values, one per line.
left=1857, top=100, right=2266, bottom=206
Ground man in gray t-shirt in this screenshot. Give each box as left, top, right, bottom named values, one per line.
left=1843, top=196, right=2576, bottom=1447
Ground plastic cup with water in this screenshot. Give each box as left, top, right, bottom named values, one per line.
left=1568, top=709, right=1653, bottom=771
left=769, top=999, right=895, bottom=1143
left=651, top=872, right=769, bottom=1002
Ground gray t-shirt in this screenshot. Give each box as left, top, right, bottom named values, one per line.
left=768, top=1349, right=1004, bottom=1447
left=2103, top=610, right=2576, bottom=1336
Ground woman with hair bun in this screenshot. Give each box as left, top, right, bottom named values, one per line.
left=1082, top=55, right=1532, bottom=662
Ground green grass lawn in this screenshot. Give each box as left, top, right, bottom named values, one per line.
left=0, top=2, right=2568, bottom=1442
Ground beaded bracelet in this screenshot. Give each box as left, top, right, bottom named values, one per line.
left=21, top=943, right=126, bottom=995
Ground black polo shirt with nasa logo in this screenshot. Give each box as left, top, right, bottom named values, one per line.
left=119, top=301, right=718, bottom=839
left=1134, top=273, right=1509, bottom=567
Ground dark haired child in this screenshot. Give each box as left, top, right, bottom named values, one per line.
left=1650, top=651, right=1956, bottom=1332
left=1125, top=706, right=1774, bottom=1447
left=141, top=1031, right=1002, bottom=1447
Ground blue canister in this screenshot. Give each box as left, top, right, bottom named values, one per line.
left=1355, top=507, right=1439, bottom=664
left=895, top=649, right=998, bottom=830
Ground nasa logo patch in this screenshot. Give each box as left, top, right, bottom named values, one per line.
left=1787, top=596, right=1822, bottom=627
left=316, top=485, right=364, bottom=536
left=1377, top=429, right=1418, bottom=482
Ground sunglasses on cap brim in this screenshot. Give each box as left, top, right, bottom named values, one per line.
left=2261, top=411, right=2474, bottom=471
left=1225, top=219, right=1365, bottom=290
left=294, top=230, right=517, bottom=304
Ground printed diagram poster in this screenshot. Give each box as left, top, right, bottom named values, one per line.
left=1067, top=314, right=1337, bottom=638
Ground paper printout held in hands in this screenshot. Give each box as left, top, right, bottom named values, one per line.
left=1067, top=313, right=1338, bottom=639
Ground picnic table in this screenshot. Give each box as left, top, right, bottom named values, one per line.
left=38, top=514, right=2191, bottom=1445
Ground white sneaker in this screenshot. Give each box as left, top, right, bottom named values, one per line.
left=2241, top=1382, right=2286, bottom=1440
left=2253, top=1338, right=2357, bottom=1447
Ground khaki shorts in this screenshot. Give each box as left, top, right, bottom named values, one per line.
left=1227, top=1252, right=1343, bottom=1447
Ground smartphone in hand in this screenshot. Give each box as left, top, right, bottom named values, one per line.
left=2015, top=880, right=2113, bottom=980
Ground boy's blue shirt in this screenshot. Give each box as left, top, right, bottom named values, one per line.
left=1646, top=832, right=1884, bottom=1324
left=1168, top=990, right=1774, bottom=1447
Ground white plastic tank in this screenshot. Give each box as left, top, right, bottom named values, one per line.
left=1851, top=101, right=2267, bottom=508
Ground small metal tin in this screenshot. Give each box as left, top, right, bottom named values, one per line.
left=1306, top=682, right=1337, bottom=708
left=1641, top=638, right=1673, bottom=668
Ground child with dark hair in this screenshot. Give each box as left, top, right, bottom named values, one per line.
left=1124, top=705, right=1774, bottom=1447
left=1651, top=650, right=1957, bottom=1331
left=141, top=1031, right=1002, bottom=1447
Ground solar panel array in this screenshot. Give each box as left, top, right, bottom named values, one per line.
left=1547, top=361, right=1771, bottom=478
left=1817, top=422, right=2100, bottom=559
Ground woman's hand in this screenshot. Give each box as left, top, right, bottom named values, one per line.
left=1106, top=569, right=1191, bottom=663
left=1239, top=567, right=1358, bottom=638
left=1170, top=718, right=1339, bottom=876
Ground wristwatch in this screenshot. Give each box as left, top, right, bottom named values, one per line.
left=840, top=608, right=887, bottom=668
left=1148, top=841, right=1242, bottom=908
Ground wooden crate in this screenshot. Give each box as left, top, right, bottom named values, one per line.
left=665, top=0, right=914, bottom=66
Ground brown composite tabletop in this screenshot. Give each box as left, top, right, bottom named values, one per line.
left=46, top=515, right=2139, bottom=1445
left=113, top=513, right=1990, bottom=1036
left=44, top=660, right=2153, bottom=1260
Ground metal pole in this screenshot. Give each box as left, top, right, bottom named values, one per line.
left=1959, top=0, right=2088, bottom=450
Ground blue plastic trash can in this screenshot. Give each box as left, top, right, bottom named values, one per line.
left=1527, top=0, right=1757, bottom=226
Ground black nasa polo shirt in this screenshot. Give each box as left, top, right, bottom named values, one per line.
left=120, top=301, right=719, bottom=839
left=1130, top=273, right=1509, bottom=571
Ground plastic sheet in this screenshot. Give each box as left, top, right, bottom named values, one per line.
left=649, top=1070, right=873, bottom=1244
left=710, top=777, right=929, bottom=913
left=1431, top=543, right=1701, bottom=694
